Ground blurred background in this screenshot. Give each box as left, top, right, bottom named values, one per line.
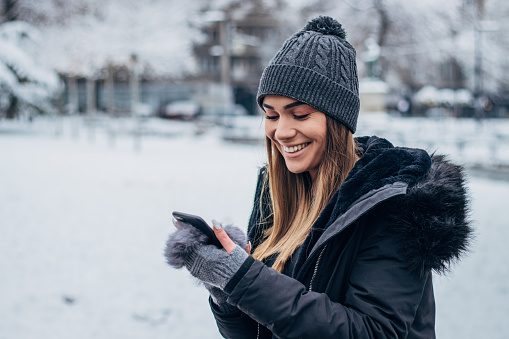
left=1, top=0, right=508, bottom=338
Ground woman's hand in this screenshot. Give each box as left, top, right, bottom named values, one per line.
left=166, top=218, right=249, bottom=270
left=211, top=220, right=251, bottom=254
left=168, top=217, right=249, bottom=309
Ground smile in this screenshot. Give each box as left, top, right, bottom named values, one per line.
left=282, top=143, right=310, bottom=153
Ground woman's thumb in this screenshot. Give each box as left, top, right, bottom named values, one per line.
left=211, top=220, right=237, bottom=254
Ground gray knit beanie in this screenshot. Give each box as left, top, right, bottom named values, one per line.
left=257, top=16, right=360, bottom=133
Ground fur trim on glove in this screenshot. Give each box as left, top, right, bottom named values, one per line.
left=165, top=222, right=247, bottom=269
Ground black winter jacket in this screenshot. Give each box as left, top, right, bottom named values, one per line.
left=210, top=136, right=472, bottom=339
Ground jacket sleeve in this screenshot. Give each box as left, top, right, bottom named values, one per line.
left=223, top=215, right=431, bottom=338
left=209, top=297, right=260, bottom=338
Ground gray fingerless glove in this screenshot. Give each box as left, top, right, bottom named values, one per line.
left=165, top=222, right=247, bottom=269
left=185, top=245, right=248, bottom=290
left=165, top=220, right=248, bottom=311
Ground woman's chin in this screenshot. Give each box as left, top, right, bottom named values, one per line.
left=284, top=163, right=309, bottom=175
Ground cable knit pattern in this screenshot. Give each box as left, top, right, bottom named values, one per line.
left=257, top=16, right=360, bottom=133
left=185, top=246, right=248, bottom=290
left=313, top=36, right=329, bottom=73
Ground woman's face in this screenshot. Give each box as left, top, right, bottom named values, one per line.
left=263, top=95, right=327, bottom=181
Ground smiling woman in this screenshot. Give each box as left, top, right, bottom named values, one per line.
left=165, top=15, right=473, bottom=339
left=262, top=96, right=328, bottom=180
left=256, top=94, right=358, bottom=272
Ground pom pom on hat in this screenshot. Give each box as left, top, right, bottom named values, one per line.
left=303, top=16, right=346, bottom=39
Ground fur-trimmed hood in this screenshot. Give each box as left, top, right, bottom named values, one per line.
left=387, top=153, right=472, bottom=277
left=249, top=136, right=473, bottom=278
left=324, top=136, right=473, bottom=277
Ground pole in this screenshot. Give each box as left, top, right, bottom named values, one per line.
left=473, top=0, right=485, bottom=122
left=218, top=18, right=232, bottom=123
left=106, top=66, right=116, bottom=147
left=68, top=75, right=79, bottom=138
left=130, top=54, right=141, bottom=151
left=219, top=19, right=231, bottom=88
left=86, top=77, right=96, bottom=142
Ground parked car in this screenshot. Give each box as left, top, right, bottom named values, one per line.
left=161, top=100, right=201, bottom=120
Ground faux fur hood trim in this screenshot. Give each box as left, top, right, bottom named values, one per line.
left=387, top=154, right=473, bottom=277
left=316, top=136, right=473, bottom=277
left=326, top=136, right=432, bottom=221
left=249, top=136, right=473, bottom=278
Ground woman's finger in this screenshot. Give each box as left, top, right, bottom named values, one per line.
left=172, top=218, right=180, bottom=229
left=211, top=220, right=237, bottom=254
left=246, top=241, right=251, bottom=254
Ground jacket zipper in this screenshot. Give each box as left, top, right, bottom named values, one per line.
left=257, top=184, right=407, bottom=338
left=256, top=246, right=327, bottom=339
left=296, top=183, right=408, bottom=283
left=256, top=246, right=327, bottom=338
left=308, top=245, right=327, bottom=291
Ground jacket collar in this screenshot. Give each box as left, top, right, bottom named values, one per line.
left=326, top=136, right=431, bottom=222
left=300, top=136, right=472, bottom=278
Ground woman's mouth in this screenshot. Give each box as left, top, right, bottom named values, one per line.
left=282, top=143, right=310, bottom=153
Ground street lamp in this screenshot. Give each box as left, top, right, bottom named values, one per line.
left=204, top=11, right=233, bottom=120
left=203, top=11, right=231, bottom=87
left=473, top=0, right=498, bottom=121
left=129, top=53, right=142, bottom=151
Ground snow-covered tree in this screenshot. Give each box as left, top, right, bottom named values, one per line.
left=284, top=0, right=509, bottom=95
left=12, top=0, right=287, bottom=80
left=0, top=20, right=60, bottom=118
left=3, top=0, right=505, bottom=112
left=13, top=0, right=205, bottom=79
left=479, top=0, right=509, bottom=94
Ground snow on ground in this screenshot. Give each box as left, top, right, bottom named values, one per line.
left=0, top=116, right=508, bottom=339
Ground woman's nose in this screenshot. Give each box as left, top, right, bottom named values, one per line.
left=274, top=116, right=296, bottom=141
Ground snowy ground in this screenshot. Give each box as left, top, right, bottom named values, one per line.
left=0, top=116, right=508, bottom=339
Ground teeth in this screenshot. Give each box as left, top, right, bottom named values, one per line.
left=283, top=143, right=308, bottom=153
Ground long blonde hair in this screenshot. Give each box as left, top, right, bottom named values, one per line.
left=252, top=116, right=358, bottom=272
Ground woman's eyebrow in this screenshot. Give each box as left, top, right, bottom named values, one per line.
left=262, top=103, right=274, bottom=110
left=283, top=101, right=305, bottom=110
left=262, top=101, right=306, bottom=111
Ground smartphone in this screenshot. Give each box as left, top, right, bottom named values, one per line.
left=172, top=211, right=222, bottom=248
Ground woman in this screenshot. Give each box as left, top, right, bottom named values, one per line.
left=165, top=16, right=472, bottom=338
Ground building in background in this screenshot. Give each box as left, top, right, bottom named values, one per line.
left=191, top=7, right=279, bottom=116
left=2, top=0, right=508, bottom=120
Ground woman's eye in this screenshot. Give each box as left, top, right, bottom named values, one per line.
left=266, top=114, right=279, bottom=120
left=293, top=113, right=310, bottom=120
